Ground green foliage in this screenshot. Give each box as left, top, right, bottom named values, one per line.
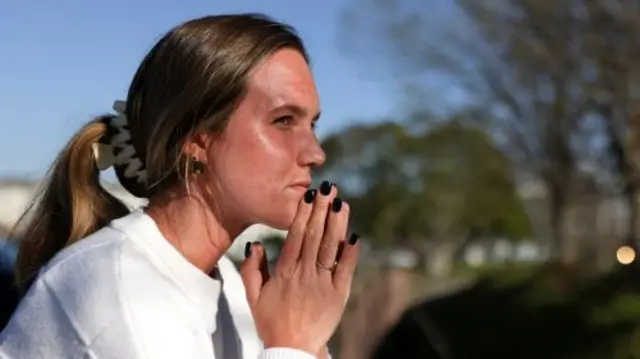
left=591, top=293, right=640, bottom=327
left=317, top=115, right=531, bottom=247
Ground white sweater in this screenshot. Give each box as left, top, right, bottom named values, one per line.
left=0, top=210, right=317, bottom=359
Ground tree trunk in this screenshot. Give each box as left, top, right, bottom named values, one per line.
left=549, top=187, right=577, bottom=265
left=549, top=193, right=565, bottom=262
left=624, top=184, right=638, bottom=250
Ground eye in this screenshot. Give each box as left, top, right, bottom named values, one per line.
left=273, top=115, right=293, bottom=126
left=311, top=121, right=318, bottom=131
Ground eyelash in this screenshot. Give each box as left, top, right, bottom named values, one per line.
left=274, top=116, right=293, bottom=126
left=274, top=116, right=318, bottom=131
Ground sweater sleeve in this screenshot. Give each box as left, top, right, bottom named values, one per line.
left=258, top=348, right=317, bottom=359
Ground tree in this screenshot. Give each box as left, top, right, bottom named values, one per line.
left=316, top=114, right=530, bottom=248
left=419, top=120, right=531, bottom=239
left=581, top=0, right=640, bottom=249
left=317, top=121, right=428, bottom=245
left=339, top=0, right=599, bottom=262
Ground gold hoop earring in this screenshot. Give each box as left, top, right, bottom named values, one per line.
left=191, top=157, right=205, bottom=174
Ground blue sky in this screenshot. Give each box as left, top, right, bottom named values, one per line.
left=0, top=0, right=400, bottom=178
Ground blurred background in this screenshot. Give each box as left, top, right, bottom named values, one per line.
left=2, top=0, right=640, bottom=358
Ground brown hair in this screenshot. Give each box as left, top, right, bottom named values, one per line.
left=12, top=13, right=308, bottom=291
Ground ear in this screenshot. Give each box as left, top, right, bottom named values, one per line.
left=181, top=132, right=210, bottom=160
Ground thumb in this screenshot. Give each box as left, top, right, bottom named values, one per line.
left=240, top=241, right=268, bottom=306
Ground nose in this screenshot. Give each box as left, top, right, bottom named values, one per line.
left=299, top=136, right=326, bottom=168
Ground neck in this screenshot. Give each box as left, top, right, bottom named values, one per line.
left=145, top=191, right=246, bottom=274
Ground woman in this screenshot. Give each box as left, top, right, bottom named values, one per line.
left=0, top=13, right=360, bottom=359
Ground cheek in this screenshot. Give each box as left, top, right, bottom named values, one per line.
left=235, top=128, right=294, bottom=186
left=213, top=127, right=297, bottom=204
left=251, top=128, right=294, bottom=172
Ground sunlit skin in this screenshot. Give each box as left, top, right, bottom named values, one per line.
left=145, top=48, right=329, bottom=358
left=208, top=48, right=325, bottom=230
left=146, top=48, right=325, bottom=273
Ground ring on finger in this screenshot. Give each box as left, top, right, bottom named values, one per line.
left=316, top=260, right=337, bottom=271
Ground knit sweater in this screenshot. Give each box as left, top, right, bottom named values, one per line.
left=0, top=210, right=318, bottom=359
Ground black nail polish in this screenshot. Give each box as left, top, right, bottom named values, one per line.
left=348, top=233, right=360, bottom=245
left=304, top=189, right=317, bottom=203
left=245, top=242, right=252, bottom=258
left=331, top=198, right=343, bottom=212
left=320, top=181, right=333, bottom=195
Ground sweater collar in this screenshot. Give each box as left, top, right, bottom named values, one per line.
left=110, top=209, right=221, bottom=333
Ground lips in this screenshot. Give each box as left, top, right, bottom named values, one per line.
left=290, top=180, right=312, bottom=190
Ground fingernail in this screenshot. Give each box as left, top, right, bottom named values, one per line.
left=348, top=233, right=360, bottom=245
left=245, top=242, right=252, bottom=258
left=331, top=198, right=343, bottom=212
left=320, top=181, right=333, bottom=195
left=304, top=189, right=317, bottom=203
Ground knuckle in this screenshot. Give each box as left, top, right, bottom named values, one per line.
left=317, top=257, right=334, bottom=269
left=304, top=227, right=317, bottom=239
left=288, top=224, right=304, bottom=239
left=318, top=243, right=336, bottom=258
left=315, top=198, right=332, bottom=209
left=301, top=263, right=319, bottom=277
left=322, top=239, right=337, bottom=249
left=275, top=263, right=296, bottom=279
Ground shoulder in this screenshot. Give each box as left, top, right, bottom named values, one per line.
left=0, top=225, right=133, bottom=357
left=39, top=224, right=131, bottom=313
left=1, top=218, right=207, bottom=358
left=38, top=218, right=199, bottom=336
left=11, top=225, right=134, bottom=338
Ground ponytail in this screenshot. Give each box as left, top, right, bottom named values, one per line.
left=12, top=116, right=130, bottom=292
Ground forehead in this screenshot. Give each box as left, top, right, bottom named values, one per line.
left=242, top=49, right=319, bottom=114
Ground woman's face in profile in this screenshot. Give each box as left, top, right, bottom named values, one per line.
left=205, top=48, right=325, bottom=230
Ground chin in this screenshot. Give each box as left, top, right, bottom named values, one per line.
left=261, top=215, right=295, bottom=231
left=258, top=206, right=297, bottom=231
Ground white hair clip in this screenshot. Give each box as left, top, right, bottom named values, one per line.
left=92, top=100, right=148, bottom=184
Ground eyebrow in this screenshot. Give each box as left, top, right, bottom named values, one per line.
left=272, top=104, right=321, bottom=122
